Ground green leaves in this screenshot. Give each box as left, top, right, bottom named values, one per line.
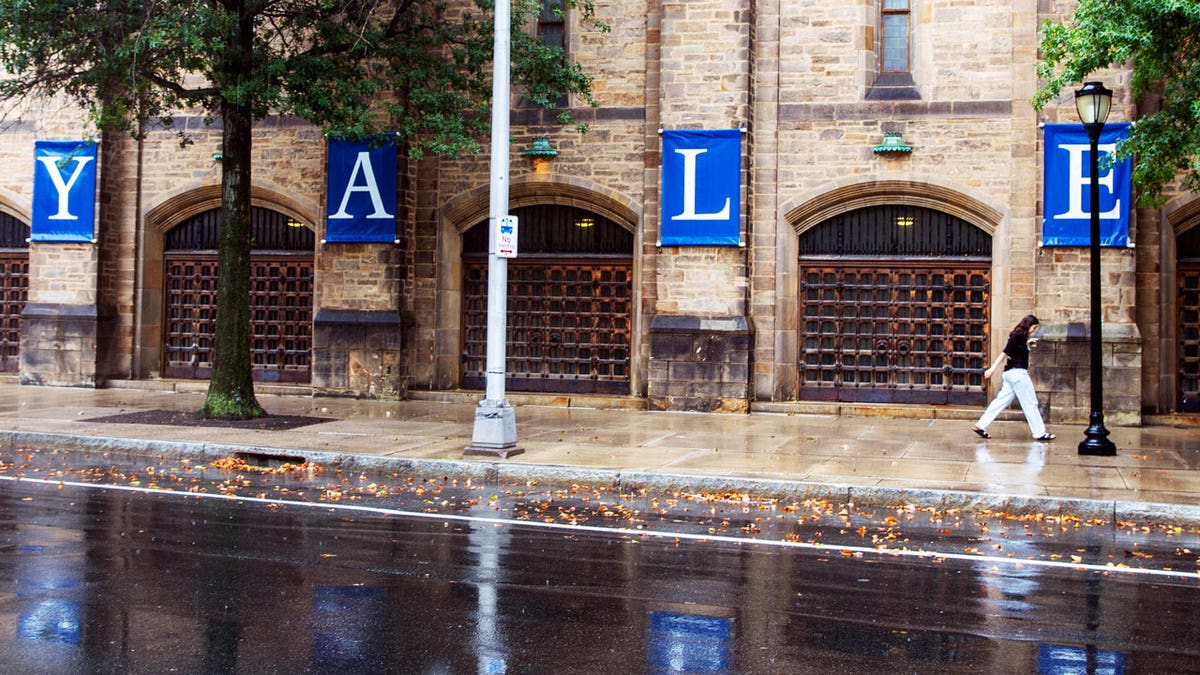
left=0, top=0, right=608, bottom=155
left=1036, top=0, right=1200, bottom=204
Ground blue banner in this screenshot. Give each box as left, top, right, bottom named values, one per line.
left=661, top=129, right=741, bottom=246
left=32, top=140, right=97, bottom=242
left=325, top=137, right=398, bottom=243
left=1042, top=123, right=1131, bottom=247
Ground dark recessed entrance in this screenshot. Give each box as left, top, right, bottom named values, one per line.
left=1178, top=225, right=1200, bottom=412
left=798, top=205, right=992, bottom=406
left=461, top=205, right=633, bottom=394
left=164, top=207, right=314, bottom=383
left=0, top=212, right=28, bottom=373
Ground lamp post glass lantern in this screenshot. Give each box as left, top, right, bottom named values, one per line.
left=1073, top=80, right=1117, bottom=456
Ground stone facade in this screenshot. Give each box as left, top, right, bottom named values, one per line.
left=0, top=0, right=1196, bottom=424
left=648, top=315, right=752, bottom=413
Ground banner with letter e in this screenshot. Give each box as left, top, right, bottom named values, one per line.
left=660, top=129, right=741, bottom=246
left=325, top=137, right=398, bottom=243
left=32, top=140, right=97, bottom=242
left=1042, top=122, right=1132, bottom=247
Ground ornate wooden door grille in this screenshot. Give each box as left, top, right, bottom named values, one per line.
left=164, top=258, right=216, bottom=379
left=1179, top=262, right=1200, bottom=411
left=165, top=254, right=313, bottom=382
left=0, top=212, right=29, bottom=373
left=0, top=252, right=28, bottom=373
left=462, top=256, right=632, bottom=394
left=460, top=204, right=634, bottom=395
left=800, top=262, right=990, bottom=405
left=164, top=207, right=313, bottom=382
left=798, top=205, right=991, bottom=406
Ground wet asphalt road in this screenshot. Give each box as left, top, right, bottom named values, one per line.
left=0, top=449, right=1198, bottom=673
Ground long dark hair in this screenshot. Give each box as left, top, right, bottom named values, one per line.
left=1012, top=314, right=1040, bottom=339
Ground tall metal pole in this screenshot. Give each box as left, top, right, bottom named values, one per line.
left=465, top=0, right=522, bottom=457
left=1078, top=119, right=1116, bottom=456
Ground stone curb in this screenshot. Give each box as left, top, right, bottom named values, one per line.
left=5, top=430, right=1200, bottom=530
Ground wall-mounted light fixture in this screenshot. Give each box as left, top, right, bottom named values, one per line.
left=873, top=131, right=912, bottom=154
left=894, top=215, right=915, bottom=227
left=523, top=136, right=558, bottom=173
left=523, top=137, right=558, bottom=158
left=574, top=216, right=595, bottom=228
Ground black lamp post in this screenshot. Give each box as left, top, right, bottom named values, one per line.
left=1074, top=81, right=1118, bottom=456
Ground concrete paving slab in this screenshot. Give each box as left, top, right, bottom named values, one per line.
left=0, top=380, right=1196, bottom=527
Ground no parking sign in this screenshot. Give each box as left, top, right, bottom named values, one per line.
left=496, top=215, right=518, bottom=258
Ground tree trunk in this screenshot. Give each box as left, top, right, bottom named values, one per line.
left=203, top=2, right=264, bottom=419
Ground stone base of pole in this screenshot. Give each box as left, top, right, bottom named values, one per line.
left=464, top=400, right=524, bottom=458
left=1078, top=411, right=1117, bottom=456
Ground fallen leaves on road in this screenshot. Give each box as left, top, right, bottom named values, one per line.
left=210, top=456, right=324, bottom=475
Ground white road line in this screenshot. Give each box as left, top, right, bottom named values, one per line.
left=3, top=474, right=1197, bottom=582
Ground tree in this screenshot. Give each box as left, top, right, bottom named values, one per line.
left=1035, top=0, right=1200, bottom=205
left=0, top=0, right=606, bottom=418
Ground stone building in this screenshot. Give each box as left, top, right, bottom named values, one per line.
left=0, top=0, right=1197, bottom=425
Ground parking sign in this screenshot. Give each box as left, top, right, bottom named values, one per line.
left=497, top=215, right=518, bottom=258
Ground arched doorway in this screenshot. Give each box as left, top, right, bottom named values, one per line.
left=0, top=211, right=28, bottom=372
left=461, top=204, right=634, bottom=394
left=163, top=207, right=314, bottom=382
left=798, top=204, right=992, bottom=405
left=1178, top=224, right=1200, bottom=412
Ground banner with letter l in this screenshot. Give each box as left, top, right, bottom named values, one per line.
left=32, top=140, right=97, bottom=243
left=1042, top=122, right=1132, bottom=247
left=325, top=137, right=398, bottom=243
left=660, top=129, right=741, bottom=246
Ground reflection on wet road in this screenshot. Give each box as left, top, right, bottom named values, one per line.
left=0, top=449, right=1197, bottom=672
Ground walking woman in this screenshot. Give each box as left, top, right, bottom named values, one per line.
left=973, top=314, right=1055, bottom=441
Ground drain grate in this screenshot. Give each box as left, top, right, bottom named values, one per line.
left=234, top=451, right=308, bottom=470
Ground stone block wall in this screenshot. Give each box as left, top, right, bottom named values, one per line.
left=648, top=316, right=752, bottom=413
left=20, top=244, right=98, bottom=387
left=19, top=303, right=97, bottom=387
left=1035, top=322, right=1142, bottom=426
left=312, top=309, right=409, bottom=398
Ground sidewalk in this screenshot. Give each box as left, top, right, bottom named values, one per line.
left=0, top=380, right=1197, bottom=525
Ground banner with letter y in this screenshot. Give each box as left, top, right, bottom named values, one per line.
left=32, top=140, right=97, bottom=243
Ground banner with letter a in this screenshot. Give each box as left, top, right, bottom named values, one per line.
left=32, top=140, right=97, bottom=242
left=1042, top=123, right=1132, bottom=247
left=660, top=129, right=741, bottom=246
left=325, top=137, right=398, bottom=243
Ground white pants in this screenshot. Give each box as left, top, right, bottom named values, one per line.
left=976, top=368, right=1047, bottom=438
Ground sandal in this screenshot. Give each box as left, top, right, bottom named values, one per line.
left=1036, top=433, right=1056, bottom=441
left=972, top=427, right=990, bottom=439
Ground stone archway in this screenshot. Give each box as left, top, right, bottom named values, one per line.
left=429, top=178, right=641, bottom=393
left=139, top=186, right=319, bottom=378
left=776, top=180, right=1004, bottom=405
left=459, top=204, right=635, bottom=394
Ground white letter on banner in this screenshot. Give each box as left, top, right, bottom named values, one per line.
left=670, top=148, right=730, bottom=221
left=36, top=156, right=94, bottom=220
left=329, top=151, right=395, bottom=219
left=1052, top=143, right=1121, bottom=221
